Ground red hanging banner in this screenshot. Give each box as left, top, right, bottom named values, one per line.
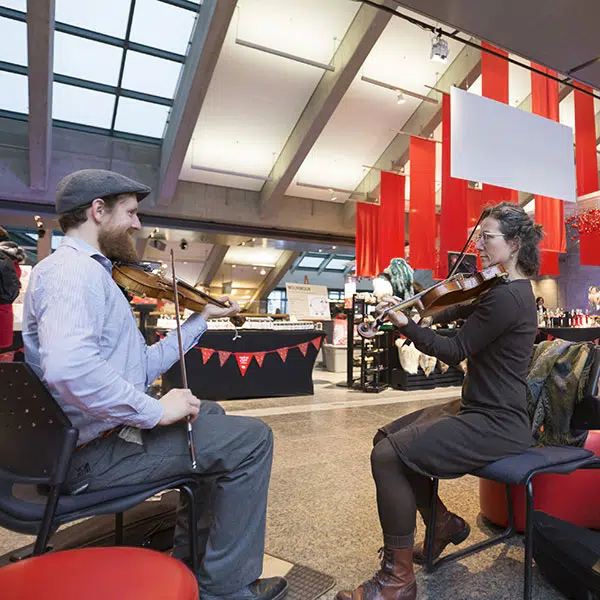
left=201, top=348, right=215, bottom=364
left=409, top=137, right=436, bottom=270
left=531, top=63, right=566, bottom=274
left=378, top=172, right=405, bottom=270
left=574, top=84, right=600, bottom=265
left=439, top=92, right=468, bottom=278
left=218, top=351, right=231, bottom=367
left=311, top=337, right=322, bottom=351
left=356, top=201, right=380, bottom=277
left=481, top=42, right=518, bottom=205
left=254, top=352, right=267, bottom=367
left=276, top=347, right=288, bottom=363
left=235, top=353, right=253, bottom=376
left=539, top=250, right=560, bottom=276
left=298, top=342, right=309, bottom=357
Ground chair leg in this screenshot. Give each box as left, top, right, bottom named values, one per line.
left=180, top=484, right=199, bottom=574
left=504, top=483, right=516, bottom=535
left=425, top=478, right=439, bottom=573
left=33, top=485, right=61, bottom=556
left=524, top=480, right=534, bottom=600
left=115, top=512, right=124, bottom=546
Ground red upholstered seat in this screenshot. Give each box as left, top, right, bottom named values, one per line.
left=479, top=430, right=600, bottom=532
left=0, top=547, right=199, bottom=600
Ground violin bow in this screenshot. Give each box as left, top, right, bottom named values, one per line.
left=170, top=249, right=198, bottom=470
left=448, top=210, right=485, bottom=278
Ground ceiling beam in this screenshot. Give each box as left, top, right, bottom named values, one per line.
left=352, top=42, right=482, bottom=203
left=195, top=244, right=229, bottom=287
left=259, top=0, right=397, bottom=217
left=247, top=250, right=299, bottom=308
left=157, top=0, right=237, bottom=206
left=26, top=0, right=54, bottom=191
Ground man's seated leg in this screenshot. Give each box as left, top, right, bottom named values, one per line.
left=65, top=400, right=287, bottom=600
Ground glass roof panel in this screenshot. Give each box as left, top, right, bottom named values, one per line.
left=0, top=1, right=26, bottom=11
left=0, top=71, right=28, bottom=113
left=54, top=32, right=123, bottom=86
left=130, top=0, right=197, bottom=55
left=0, top=17, right=27, bottom=66
left=55, top=0, right=131, bottom=39
left=114, top=97, right=170, bottom=138
left=298, top=256, right=324, bottom=269
left=52, top=82, right=115, bottom=128
left=121, top=50, right=182, bottom=98
left=324, top=258, right=351, bottom=271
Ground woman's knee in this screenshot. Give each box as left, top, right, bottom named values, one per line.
left=370, top=438, right=398, bottom=478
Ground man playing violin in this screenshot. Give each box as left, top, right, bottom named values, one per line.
left=336, top=203, right=542, bottom=600
left=22, top=169, right=288, bottom=600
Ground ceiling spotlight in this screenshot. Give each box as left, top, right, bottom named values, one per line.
left=397, top=93, right=406, bottom=104
left=179, top=238, right=188, bottom=250
left=430, top=33, right=449, bottom=63
left=253, top=266, right=257, bottom=270
left=318, top=249, right=323, bottom=253
left=232, top=264, right=237, bottom=268
left=259, top=268, right=266, bottom=275
left=332, top=246, right=337, bottom=250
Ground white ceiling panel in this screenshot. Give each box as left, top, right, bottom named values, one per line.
left=286, top=8, right=464, bottom=201
left=179, top=0, right=360, bottom=190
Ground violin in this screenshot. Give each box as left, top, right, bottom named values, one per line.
left=358, top=209, right=507, bottom=339
left=357, top=264, right=507, bottom=339
left=112, top=262, right=246, bottom=328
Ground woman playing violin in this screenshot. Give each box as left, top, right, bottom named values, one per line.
left=336, top=202, right=542, bottom=600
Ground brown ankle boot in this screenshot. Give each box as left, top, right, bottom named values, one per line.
left=335, top=546, right=416, bottom=600
left=413, top=503, right=470, bottom=565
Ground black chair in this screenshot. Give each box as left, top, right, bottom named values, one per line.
left=424, top=344, right=600, bottom=600
left=0, top=362, right=200, bottom=572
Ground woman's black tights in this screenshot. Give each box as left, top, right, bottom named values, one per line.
left=370, top=433, right=434, bottom=547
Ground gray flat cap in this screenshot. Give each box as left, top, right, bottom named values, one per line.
left=56, top=169, right=152, bottom=214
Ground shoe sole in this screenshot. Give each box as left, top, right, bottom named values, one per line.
left=271, top=580, right=290, bottom=600
left=413, top=523, right=471, bottom=565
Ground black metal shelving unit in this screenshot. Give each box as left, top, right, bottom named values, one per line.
left=346, top=295, right=390, bottom=393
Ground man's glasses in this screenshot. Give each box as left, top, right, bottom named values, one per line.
left=474, top=231, right=506, bottom=245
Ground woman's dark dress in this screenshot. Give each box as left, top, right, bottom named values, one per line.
left=381, top=278, right=537, bottom=478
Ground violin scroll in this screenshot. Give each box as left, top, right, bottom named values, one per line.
left=357, top=319, right=380, bottom=340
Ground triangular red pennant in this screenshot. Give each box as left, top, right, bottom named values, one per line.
left=311, top=337, right=322, bottom=351
left=218, top=351, right=231, bottom=367
left=235, top=353, right=253, bottom=376
left=254, top=352, right=266, bottom=367
left=298, top=342, right=309, bottom=356
left=276, top=347, right=288, bottom=363
left=201, top=348, right=215, bottom=364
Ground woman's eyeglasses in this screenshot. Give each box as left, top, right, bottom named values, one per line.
left=475, top=231, right=506, bottom=245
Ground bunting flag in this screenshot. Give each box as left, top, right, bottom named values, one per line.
left=311, top=337, right=322, bottom=350
left=0, top=351, right=14, bottom=363
left=378, top=171, right=406, bottom=270
left=218, top=350, right=232, bottom=367
left=409, top=137, right=436, bottom=269
left=235, top=353, right=253, bottom=376
left=276, top=347, right=289, bottom=363
left=481, top=42, right=518, bottom=205
left=201, top=348, right=215, bottom=364
left=574, top=84, right=600, bottom=265
left=356, top=201, right=380, bottom=277
left=254, top=351, right=267, bottom=367
left=531, top=63, right=565, bottom=274
left=439, top=92, right=468, bottom=278
left=298, top=342, right=309, bottom=356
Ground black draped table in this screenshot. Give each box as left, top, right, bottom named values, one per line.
left=160, top=329, right=326, bottom=400
left=538, top=327, right=600, bottom=343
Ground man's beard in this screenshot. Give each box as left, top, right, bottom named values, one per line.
left=98, top=227, right=138, bottom=264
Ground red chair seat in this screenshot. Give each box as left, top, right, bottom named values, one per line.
left=0, top=547, right=198, bottom=600
left=480, top=430, right=600, bottom=532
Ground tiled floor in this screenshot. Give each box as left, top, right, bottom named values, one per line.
left=0, top=368, right=565, bottom=599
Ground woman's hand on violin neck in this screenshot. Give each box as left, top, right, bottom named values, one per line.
left=375, top=295, right=408, bottom=328
left=201, top=296, right=241, bottom=320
